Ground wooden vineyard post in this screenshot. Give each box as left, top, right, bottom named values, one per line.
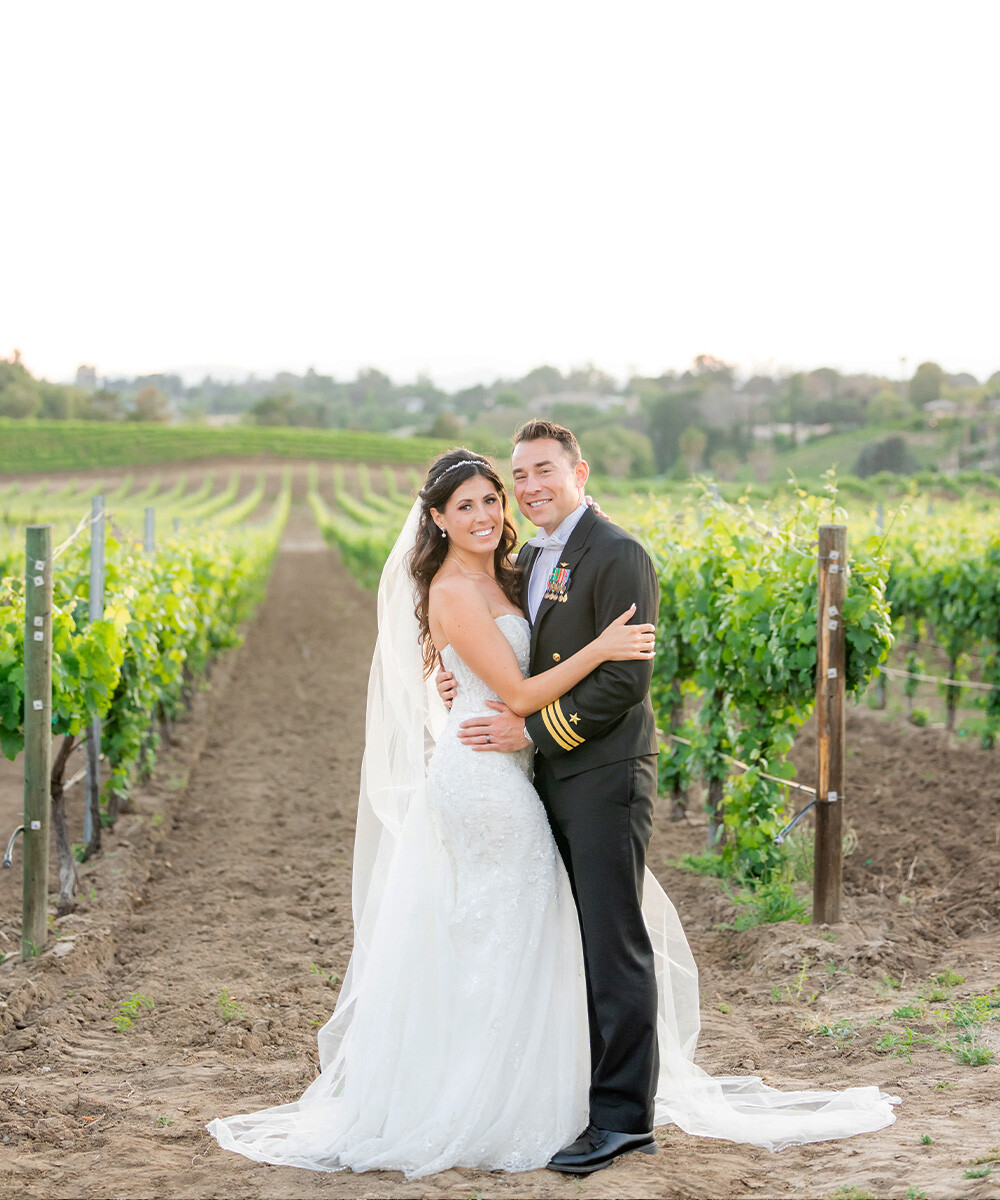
left=23, top=526, right=53, bottom=958
left=814, top=524, right=847, bottom=925
left=144, top=507, right=155, bottom=553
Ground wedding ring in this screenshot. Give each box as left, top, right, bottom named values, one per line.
left=485, top=734, right=491, bottom=744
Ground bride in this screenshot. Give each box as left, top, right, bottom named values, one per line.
left=207, top=449, right=899, bottom=1180
left=207, top=450, right=655, bottom=1176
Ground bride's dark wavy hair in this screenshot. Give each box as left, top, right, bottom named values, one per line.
left=409, top=448, right=522, bottom=676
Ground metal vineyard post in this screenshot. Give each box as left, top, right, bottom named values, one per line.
left=23, top=525, right=53, bottom=958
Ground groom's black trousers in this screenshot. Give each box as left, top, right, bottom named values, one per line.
left=534, top=751, right=659, bottom=1134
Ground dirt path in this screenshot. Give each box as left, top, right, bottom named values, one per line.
left=2, top=493, right=1000, bottom=1199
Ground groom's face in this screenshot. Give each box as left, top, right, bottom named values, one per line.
left=511, top=437, right=589, bottom=534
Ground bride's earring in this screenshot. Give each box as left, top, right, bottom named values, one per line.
left=440, top=526, right=447, bottom=539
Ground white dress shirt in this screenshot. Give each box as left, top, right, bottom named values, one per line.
left=526, top=502, right=588, bottom=623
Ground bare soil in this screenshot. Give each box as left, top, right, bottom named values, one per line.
left=1, top=466, right=999, bottom=1200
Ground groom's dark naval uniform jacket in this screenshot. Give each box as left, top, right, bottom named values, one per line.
left=517, top=505, right=661, bottom=1135
left=518, top=506, right=659, bottom=776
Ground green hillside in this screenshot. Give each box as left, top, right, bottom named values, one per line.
left=0, top=420, right=454, bottom=473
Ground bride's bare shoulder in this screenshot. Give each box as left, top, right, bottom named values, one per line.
left=429, top=570, right=488, bottom=611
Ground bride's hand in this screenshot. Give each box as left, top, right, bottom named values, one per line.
left=595, top=604, right=656, bottom=661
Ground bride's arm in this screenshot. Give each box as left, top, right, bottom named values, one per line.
left=431, top=579, right=653, bottom=718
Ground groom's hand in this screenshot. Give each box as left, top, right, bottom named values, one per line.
left=435, top=663, right=457, bottom=709
left=458, top=701, right=531, bottom=752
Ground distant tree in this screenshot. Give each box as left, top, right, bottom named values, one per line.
left=492, top=390, right=525, bottom=411
left=249, top=394, right=295, bottom=425
left=582, top=425, right=654, bottom=478
left=453, top=384, right=488, bottom=413
left=691, top=354, right=734, bottom=384
left=83, top=389, right=125, bottom=421
left=0, top=377, right=41, bottom=418
left=678, top=425, right=708, bottom=475
left=39, top=382, right=83, bottom=420
left=866, top=388, right=909, bottom=425
left=643, top=389, right=700, bottom=472
left=854, top=435, right=918, bottom=477
left=349, top=367, right=394, bottom=405
left=429, top=412, right=463, bottom=440
left=130, top=385, right=171, bottom=422
left=910, top=362, right=945, bottom=407
left=564, top=363, right=618, bottom=394
left=805, top=367, right=841, bottom=400
left=518, top=365, right=564, bottom=397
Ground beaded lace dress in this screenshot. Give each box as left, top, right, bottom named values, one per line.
left=206, top=613, right=590, bottom=1177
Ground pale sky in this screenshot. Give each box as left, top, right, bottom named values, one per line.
left=3, top=1, right=998, bottom=389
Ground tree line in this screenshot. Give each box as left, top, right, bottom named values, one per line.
left=3, top=350, right=998, bottom=481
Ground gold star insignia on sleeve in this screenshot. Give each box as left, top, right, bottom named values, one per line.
left=568, top=712, right=580, bottom=725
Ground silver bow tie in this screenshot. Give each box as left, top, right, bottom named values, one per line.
left=526, top=532, right=568, bottom=550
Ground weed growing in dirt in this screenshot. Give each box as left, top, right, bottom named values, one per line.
left=830, top=1187, right=878, bottom=1199
left=876, top=975, right=903, bottom=994
left=768, top=957, right=820, bottom=1006
left=874, top=1029, right=928, bottom=1062
left=811, top=1019, right=857, bottom=1043
left=964, top=1164, right=992, bottom=1180
left=920, top=1134, right=932, bottom=1144
left=113, top=991, right=154, bottom=1031
left=891, top=1003, right=925, bottom=1021
left=936, top=968, right=965, bottom=988
left=918, top=968, right=966, bottom=1004
left=874, top=981, right=999, bottom=1068
left=971, top=1147, right=1000, bottom=1164
left=931, top=1080, right=955, bottom=1089
left=308, top=962, right=339, bottom=984
left=947, top=1036, right=995, bottom=1066
left=156, top=1116, right=175, bottom=1126
left=218, top=988, right=246, bottom=1022
left=720, top=878, right=809, bottom=929
left=716, top=1002, right=732, bottom=1014
left=905, top=1189, right=929, bottom=1200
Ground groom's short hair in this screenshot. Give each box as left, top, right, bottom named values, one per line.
left=512, top=419, right=581, bottom=466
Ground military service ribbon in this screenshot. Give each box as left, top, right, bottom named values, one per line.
left=543, top=562, right=572, bottom=603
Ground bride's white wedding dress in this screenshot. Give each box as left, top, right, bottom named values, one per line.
left=207, top=504, right=898, bottom=1179
left=207, top=614, right=590, bottom=1175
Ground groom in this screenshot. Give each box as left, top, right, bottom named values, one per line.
left=440, top=418, right=661, bottom=1176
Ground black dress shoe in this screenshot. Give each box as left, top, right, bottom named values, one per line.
left=547, top=1123, right=657, bottom=1175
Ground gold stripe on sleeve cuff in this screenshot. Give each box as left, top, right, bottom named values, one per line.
left=551, top=700, right=585, bottom=746
left=541, top=705, right=575, bottom=752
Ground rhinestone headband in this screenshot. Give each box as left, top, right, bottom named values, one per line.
left=430, top=458, right=489, bottom=488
